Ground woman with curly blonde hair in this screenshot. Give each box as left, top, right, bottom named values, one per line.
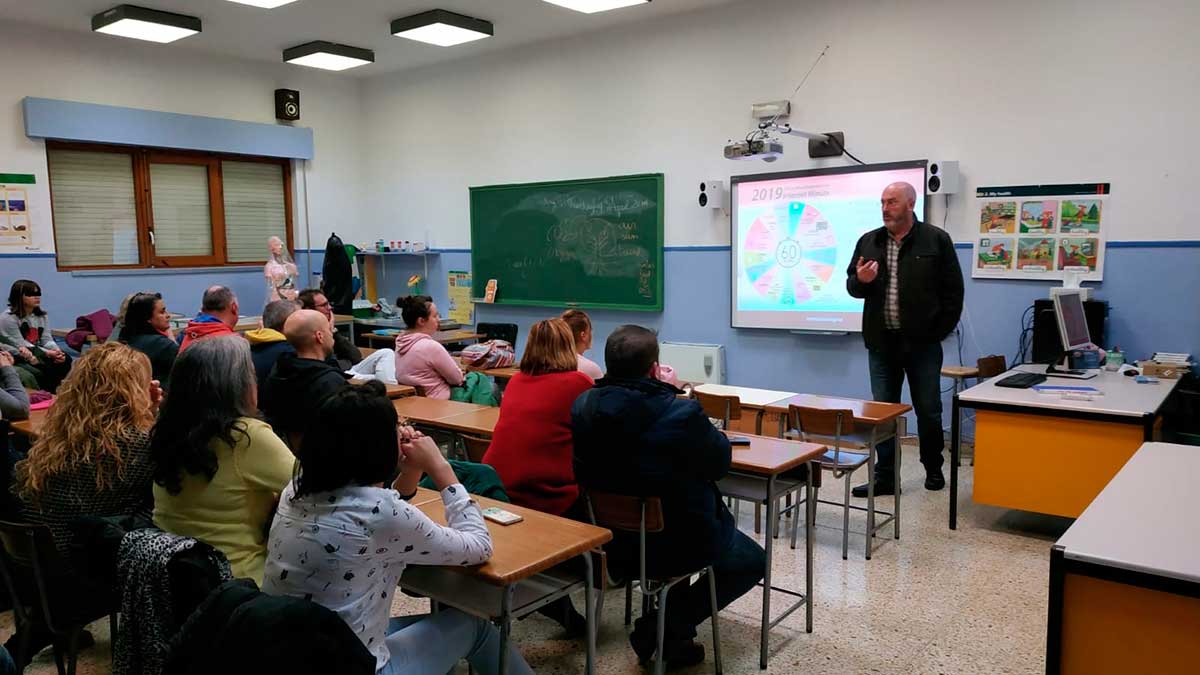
left=9, top=341, right=162, bottom=667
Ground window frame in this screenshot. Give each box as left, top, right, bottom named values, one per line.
left=46, top=140, right=294, bottom=271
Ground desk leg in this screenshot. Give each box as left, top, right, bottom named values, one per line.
left=755, top=409, right=765, bottom=436
left=499, top=587, right=512, bottom=675
left=896, top=416, right=905, bottom=540
left=759, top=474, right=775, bottom=670
left=805, top=463, right=814, bottom=633
left=949, top=394, right=960, bottom=530
left=583, top=553, right=596, bottom=675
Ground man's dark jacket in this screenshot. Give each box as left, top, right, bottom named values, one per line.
left=846, top=215, right=964, bottom=350
left=572, top=376, right=734, bottom=578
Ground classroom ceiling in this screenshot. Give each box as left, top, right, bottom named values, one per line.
left=0, top=0, right=739, bottom=77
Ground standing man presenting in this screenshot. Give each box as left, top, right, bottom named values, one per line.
left=847, top=182, right=963, bottom=496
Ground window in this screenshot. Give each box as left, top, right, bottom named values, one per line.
left=46, top=141, right=293, bottom=270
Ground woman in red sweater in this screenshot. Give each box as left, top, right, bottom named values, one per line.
left=482, top=318, right=594, bottom=636
left=483, top=318, right=594, bottom=516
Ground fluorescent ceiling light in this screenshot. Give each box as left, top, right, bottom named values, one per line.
left=283, top=41, right=374, bottom=71
left=92, top=5, right=201, bottom=44
left=391, top=10, right=493, bottom=47
left=541, top=0, right=650, bottom=13
left=225, top=0, right=300, bottom=8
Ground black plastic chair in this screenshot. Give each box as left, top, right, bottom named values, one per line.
left=0, top=520, right=117, bottom=675
left=476, top=322, right=518, bottom=345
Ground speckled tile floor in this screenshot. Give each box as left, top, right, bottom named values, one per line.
left=8, top=443, right=1068, bottom=674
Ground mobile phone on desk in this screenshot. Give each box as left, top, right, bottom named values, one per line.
left=728, top=436, right=752, bottom=446
left=481, top=506, right=524, bottom=525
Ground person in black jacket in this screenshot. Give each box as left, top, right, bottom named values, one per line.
left=119, top=292, right=179, bottom=387
left=846, top=181, right=964, bottom=496
left=260, top=309, right=348, bottom=442
left=298, top=288, right=362, bottom=370
left=246, top=299, right=299, bottom=393
left=572, top=325, right=765, bottom=669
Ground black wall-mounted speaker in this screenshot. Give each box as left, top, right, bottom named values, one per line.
left=275, top=89, right=300, bottom=121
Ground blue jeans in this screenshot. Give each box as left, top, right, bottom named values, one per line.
left=378, top=610, right=533, bottom=675
left=868, top=335, right=945, bottom=482
left=633, top=529, right=766, bottom=641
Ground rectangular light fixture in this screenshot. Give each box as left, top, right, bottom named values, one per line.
left=225, top=0, right=300, bottom=7
left=283, top=41, right=375, bottom=71
left=391, top=10, right=493, bottom=47
left=92, top=4, right=201, bottom=43
left=541, top=0, right=651, bottom=13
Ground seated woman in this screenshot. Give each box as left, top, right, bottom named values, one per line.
left=561, top=309, right=603, bottom=380
left=0, top=351, right=29, bottom=422
left=150, top=335, right=295, bottom=584
left=10, top=342, right=161, bottom=667
left=263, top=382, right=532, bottom=675
left=393, top=295, right=464, bottom=399
left=0, top=280, right=71, bottom=392
left=119, top=291, right=179, bottom=386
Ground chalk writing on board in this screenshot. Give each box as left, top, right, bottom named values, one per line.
left=519, top=190, right=654, bottom=218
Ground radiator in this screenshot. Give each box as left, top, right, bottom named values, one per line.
left=659, top=342, right=726, bottom=385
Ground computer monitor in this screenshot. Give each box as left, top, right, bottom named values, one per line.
left=1053, top=291, right=1092, bottom=351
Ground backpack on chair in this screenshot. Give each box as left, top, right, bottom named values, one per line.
left=460, top=340, right=515, bottom=370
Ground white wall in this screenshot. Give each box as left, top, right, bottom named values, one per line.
left=0, top=22, right=365, bottom=254
left=361, top=0, right=1200, bottom=247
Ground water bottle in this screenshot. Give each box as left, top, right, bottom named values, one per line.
left=1105, top=346, right=1124, bottom=371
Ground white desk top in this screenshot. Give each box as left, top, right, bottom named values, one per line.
left=1056, top=442, right=1200, bottom=583
left=693, top=383, right=800, bottom=408
left=958, top=364, right=1179, bottom=418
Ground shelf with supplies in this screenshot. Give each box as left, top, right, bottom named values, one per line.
left=354, top=250, right=440, bottom=301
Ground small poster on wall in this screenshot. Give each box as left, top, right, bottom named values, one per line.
left=447, top=270, right=474, bottom=325
left=0, top=173, right=35, bottom=248
left=973, top=183, right=1108, bottom=280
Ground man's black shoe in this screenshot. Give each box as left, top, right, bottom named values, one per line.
left=925, top=471, right=946, bottom=491
left=851, top=481, right=897, bottom=498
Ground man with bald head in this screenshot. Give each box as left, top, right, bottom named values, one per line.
left=260, top=309, right=350, bottom=440
left=846, top=181, right=963, bottom=496
left=179, top=285, right=240, bottom=351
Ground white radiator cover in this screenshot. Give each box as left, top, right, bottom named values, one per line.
left=659, top=342, right=726, bottom=384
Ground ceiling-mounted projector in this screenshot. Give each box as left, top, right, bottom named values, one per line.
left=724, top=139, right=784, bottom=162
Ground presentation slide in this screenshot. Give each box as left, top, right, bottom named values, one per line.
left=731, top=161, right=927, bottom=332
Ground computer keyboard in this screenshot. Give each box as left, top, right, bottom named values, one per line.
left=995, top=372, right=1048, bottom=389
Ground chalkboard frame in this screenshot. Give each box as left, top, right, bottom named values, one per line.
left=469, top=173, right=665, bottom=311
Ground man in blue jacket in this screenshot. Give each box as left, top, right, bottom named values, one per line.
left=572, top=325, right=764, bottom=670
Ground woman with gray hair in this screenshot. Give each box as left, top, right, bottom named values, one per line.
left=149, top=335, right=295, bottom=584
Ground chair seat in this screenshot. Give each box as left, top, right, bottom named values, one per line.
left=815, top=448, right=869, bottom=470
left=785, top=429, right=875, bottom=449
left=718, top=474, right=803, bottom=503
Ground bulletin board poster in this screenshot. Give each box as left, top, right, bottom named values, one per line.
left=0, top=174, right=35, bottom=248
left=973, top=183, right=1108, bottom=281
left=447, top=270, right=474, bottom=325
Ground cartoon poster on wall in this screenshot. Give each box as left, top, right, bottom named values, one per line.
left=976, top=237, right=1014, bottom=271
left=973, top=183, right=1108, bottom=280
left=0, top=174, right=36, bottom=248
left=979, top=201, right=1016, bottom=233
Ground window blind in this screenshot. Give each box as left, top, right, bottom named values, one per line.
left=149, top=162, right=213, bottom=258
left=46, top=149, right=139, bottom=267
left=222, top=161, right=287, bottom=263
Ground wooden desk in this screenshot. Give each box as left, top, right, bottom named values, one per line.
left=363, top=329, right=484, bottom=348
left=950, top=365, right=1180, bottom=529
left=1047, top=442, right=1200, bottom=675
left=10, top=408, right=47, bottom=438
left=719, top=432, right=826, bottom=669
left=764, top=393, right=911, bottom=428
left=693, top=383, right=800, bottom=434
left=457, top=357, right=519, bottom=381
left=432, top=407, right=500, bottom=436
left=347, top=381, right=415, bottom=399
left=392, top=397, right=488, bottom=427
left=398, top=488, right=612, bottom=675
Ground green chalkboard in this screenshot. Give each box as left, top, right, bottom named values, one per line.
left=469, top=173, right=664, bottom=311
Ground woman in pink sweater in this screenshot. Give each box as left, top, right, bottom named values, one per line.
left=393, top=295, right=464, bottom=399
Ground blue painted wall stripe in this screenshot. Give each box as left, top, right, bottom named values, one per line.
left=23, top=97, right=314, bottom=160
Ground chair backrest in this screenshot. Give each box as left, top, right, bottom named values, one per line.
left=477, top=322, right=518, bottom=345
left=458, top=434, right=492, bottom=463
left=787, top=405, right=855, bottom=439
left=0, top=519, right=68, bottom=633
left=977, top=354, right=1008, bottom=379
left=585, top=491, right=664, bottom=534
left=692, top=391, right=741, bottom=427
